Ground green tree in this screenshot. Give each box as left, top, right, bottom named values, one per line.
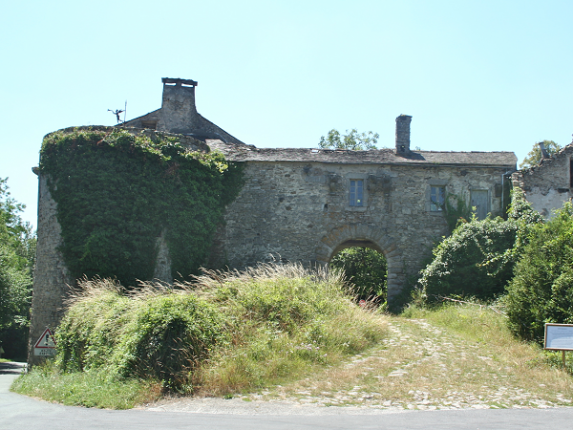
left=506, top=202, right=573, bottom=343
left=0, top=178, right=34, bottom=360
left=330, top=247, right=387, bottom=302
left=519, top=140, right=561, bottom=169
left=318, top=129, right=379, bottom=151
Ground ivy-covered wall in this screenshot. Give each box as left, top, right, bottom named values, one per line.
left=39, top=127, right=243, bottom=286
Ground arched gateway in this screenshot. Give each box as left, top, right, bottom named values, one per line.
left=29, top=78, right=517, bottom=365
left=315, top=224, right=404, bottom=301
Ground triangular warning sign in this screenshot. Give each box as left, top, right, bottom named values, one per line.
left=34, top=328, right=56, bottom=349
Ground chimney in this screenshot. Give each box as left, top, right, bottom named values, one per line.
left=159, top=77, right=199, bottom=133
left=395, top=114, right=412, bottom=155
left=538, top=141, right=550, bottom=159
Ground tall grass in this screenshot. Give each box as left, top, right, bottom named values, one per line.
left=13, top=264, right=388, bottom=405
left=189, top=263, right=387, bottom=395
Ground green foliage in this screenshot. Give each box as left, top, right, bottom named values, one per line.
left=45, top=265, right=387, bottom=401
left=419, top=216, right=519, bottom=302
left=318, top=129, right=379, bottom=150
left=506, top=203, right=573, bottom=343
left=330, top=247, right=387, bottom=302
left=444, top=192, right=474, bottom=233
left=55, top=279, right=225, bottom=390
left=0, top=178, right=34, bottom=361
left=11, top=360, right=160, bottom=409
left=40, top=128, right=243, bottom=285
left=188, top=263, right=387, bottom=394
left=519, top=140, right=561, bottom=169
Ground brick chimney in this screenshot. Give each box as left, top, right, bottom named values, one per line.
left=395, top=114, right=412, bottom=155
left=160, top=78, right=199, bottom=133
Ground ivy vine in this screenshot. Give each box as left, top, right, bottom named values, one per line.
left=40, top=127, right=243, bottom=286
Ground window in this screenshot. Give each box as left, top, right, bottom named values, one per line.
left=430, top=186, right=445, bottom=211
left=470, top=189, right=489, bottom=220
left=349, top=179, right=364, bottom=207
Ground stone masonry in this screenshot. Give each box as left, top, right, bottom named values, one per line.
left=512, top=142, right=573, bottom=218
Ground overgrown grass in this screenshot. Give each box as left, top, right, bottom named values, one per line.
left=12, top=263, right=388, bottom=406
left=11, top=361, right=161, bottom=409
left=189, top=263, right=387, bottom=395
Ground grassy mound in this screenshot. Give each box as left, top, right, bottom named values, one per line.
left=12, top=264, right=387, bottom=407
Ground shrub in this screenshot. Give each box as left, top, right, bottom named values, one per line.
left=506, top=203, right=573, bottom=342
left=419, top=216, right=518, bottom=302
left=55, top=278, right=224, bottom=389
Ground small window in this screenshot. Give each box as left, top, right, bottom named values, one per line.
left=142, top=120, right=157, bottom=130
left=349, top=179, right=364, bottom=207
left=430, top=186, right=445, bottom=211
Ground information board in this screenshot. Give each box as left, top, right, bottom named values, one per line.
left=544, top=323, right=573, bottom=351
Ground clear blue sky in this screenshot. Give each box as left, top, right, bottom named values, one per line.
left=1, top=0, right=572, bottom=229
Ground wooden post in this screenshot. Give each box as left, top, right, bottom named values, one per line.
left=563, top=350, right=566, bottom=368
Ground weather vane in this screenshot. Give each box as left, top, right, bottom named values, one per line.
left=108, top=101, right=127, bottom=124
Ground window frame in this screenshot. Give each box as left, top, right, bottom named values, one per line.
left=425, top=179, right=448, bottom=214
left=345, top=173, right=368, bottom=211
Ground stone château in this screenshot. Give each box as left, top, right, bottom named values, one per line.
left=29, top=78, right=517, bottom=364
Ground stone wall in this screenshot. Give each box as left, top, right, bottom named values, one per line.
left=211, top=160, right=511, bottom=302
left=512, top=145, right=573, bottom=218
left=28, top=175, right=73, bottom=365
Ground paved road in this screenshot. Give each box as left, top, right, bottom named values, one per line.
left=2, top=362, right=573, bottom=430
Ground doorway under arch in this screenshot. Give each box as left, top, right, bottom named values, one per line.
left=329, top=240, right=388, bottom=303
left=315, top=224, right=405, bottom=306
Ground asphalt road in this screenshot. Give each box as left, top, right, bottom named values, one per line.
left=2, top=362, right=573, bottom=430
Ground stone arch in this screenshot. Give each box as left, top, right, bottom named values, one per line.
left=316, top=224, right=405, bottom=303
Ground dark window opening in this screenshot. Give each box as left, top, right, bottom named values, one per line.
left=142, top=121, right=157, bottom=130
left=570, top=159, right=573, bottom=188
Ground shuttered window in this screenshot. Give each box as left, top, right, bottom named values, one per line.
left=349, top=180, right=364, bottom=207
left=430, top=186, right=445, bottom=211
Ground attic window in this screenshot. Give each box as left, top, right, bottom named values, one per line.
left=570, top=159, right=573, bottom=188
left=142, top=121, right=157, bottom=130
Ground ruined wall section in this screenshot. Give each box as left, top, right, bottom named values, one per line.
left=512, top=145, right=573, bottom=218
left=214, top=160, right=509, bottom=299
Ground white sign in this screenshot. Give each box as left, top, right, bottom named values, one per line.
left=34, top=328, right=56, bottom=357
left=544, top=323, right=573, bottom=351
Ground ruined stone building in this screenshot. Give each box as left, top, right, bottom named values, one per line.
left=29, top=78, right=517, bottom=363
left=512, top=142, right=573, bottom=218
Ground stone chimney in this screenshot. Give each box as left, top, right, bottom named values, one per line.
left=159, top=78, right=199, bottom=133
left=538, top=141, right=550, bottom=159
left=395, top=114, right=412, bottom=155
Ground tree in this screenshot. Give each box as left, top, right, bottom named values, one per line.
left=330, top=247, right=387, bottom=302
left=506, top=203, right=573, bottom=343
left=519, top=140, right=561, bottom=169
left=0, top=178, right=34, bottom=360
left=318, top=129, right=379, bottom=151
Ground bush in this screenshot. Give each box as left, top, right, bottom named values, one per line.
left=55, top=279, right=224, bottom=389
left=506, top=203, right=573, bottom=342
left=330, top=247, right=387, bottom=302
left=419, top=216, right=518, bottom=302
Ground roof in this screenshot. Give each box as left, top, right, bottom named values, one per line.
left=207, top=142, right=517, bottom=168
